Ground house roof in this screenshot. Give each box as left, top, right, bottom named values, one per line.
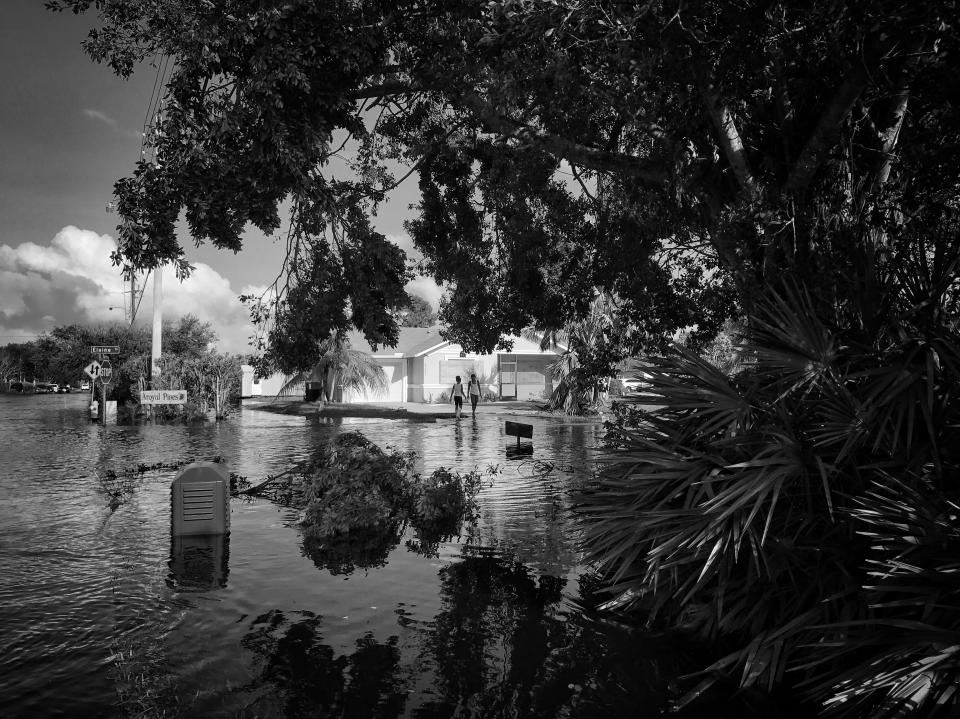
left=346, top=327, right=448, bottom=357
left=345, top=326, right=566, bottom=357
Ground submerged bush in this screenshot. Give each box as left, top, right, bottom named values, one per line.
left=299, top=433, right=413, bottom=540
left=293, top=432, right=493, bottom=572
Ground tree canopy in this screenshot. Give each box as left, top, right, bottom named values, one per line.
left=399, top=294, right=438, bottom=327
left=48, top=0, right=960, bottom=367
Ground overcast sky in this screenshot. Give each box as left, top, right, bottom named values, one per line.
left=0, top=0, right=439, bottom=354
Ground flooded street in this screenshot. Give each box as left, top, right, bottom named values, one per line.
left=0, top=394, right=685, bottom=717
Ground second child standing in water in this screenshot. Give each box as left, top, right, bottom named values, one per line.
left=467, top=373, right=482, bottom=417
left=450, top=375, right=465, bottom=419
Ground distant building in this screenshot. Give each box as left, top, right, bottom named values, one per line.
left=242, top=328, right=565, bottom=403
left=342, top=327, right=564, bottom=403
left=240, top=365, right=302, bottom=399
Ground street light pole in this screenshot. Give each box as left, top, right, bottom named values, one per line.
left=151, top=265, right=162, bottom=386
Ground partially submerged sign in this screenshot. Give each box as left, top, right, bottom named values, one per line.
left=505, top=420, right=534, bottom=450
left=505, top=421, right=533, bottom=439
left=140, top=389, right=188, bottom=405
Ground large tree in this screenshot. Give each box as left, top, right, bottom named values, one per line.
left=48, top=1, right=957, bottom=344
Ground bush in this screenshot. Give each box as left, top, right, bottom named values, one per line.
left=293, top=432, right=496, bottom=572
left=299, top=433, right=413, bottom=540
left=577, top=277, right=960, bottom=718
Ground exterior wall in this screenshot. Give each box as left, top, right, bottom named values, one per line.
left=342, top=358, right=406, bottom=403
left=240, top=368, right=301, bottom=398
left=241, top=365, right=255, bottom=397
left=515, top=355, right=555, bottom=401
left=415, top=345, right=500, bottom=403
left=407, top=356, right=423, bottom=402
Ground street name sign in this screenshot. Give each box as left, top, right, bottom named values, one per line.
left=83, top=361, right=101, bottom=379
left=90, top=345, right=120, bottom=355
left=140, top=390, right=188, bottom=405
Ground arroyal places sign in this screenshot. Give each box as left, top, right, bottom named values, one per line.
left=140, top=390, right=188, bottom=405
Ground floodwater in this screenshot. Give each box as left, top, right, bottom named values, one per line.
left=0, top=393, right=688, bottom=718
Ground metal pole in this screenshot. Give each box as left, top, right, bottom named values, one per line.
left=151, top=265, right=162, bottom=386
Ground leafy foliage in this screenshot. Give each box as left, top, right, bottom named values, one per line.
left=399, top=294, right=437, bottom=328
left=152, top=350, right=241, bottom=420
left=577, top=229, right=960, bottom=717
left=293, top=432, right=493, bottom=573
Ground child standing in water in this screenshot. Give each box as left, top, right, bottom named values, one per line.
left=450, top=375, right=465, bottom=419
left=467, top=373, right=482, bottom=417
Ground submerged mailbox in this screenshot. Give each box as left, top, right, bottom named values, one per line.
left=171, top=461, right=230, bottom=536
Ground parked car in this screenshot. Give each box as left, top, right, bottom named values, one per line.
left=34, top=383, right=53, bottom=393
left=58, top=385, right=71, bottom=393
left=80, top=381, right=90, bottom=391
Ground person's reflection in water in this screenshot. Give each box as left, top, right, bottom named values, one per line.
left=453, top=419, right=464, bottom=459
left=167, top=534, right=230, bottom=592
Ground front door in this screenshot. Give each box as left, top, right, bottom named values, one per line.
left=500, top=359, right=516, bottom=399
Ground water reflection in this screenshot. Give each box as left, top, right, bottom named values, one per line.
left=301, top=524, right=403, bottom=576
left=412, top=549, right=682, bottom=718
left=168, top=534, right=230, bottom=592
left=0, top=397, right=615, bottom=716
left=240, top=610, right=408, bottom=718
left=237, top=549, right=683, bottom=718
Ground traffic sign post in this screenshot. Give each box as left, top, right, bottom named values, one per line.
left=84, top=361, right=102, bottom=380
left=98, top=359, right=112, bottom=426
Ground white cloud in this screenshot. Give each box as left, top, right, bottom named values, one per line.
left=81, top=108, right=118, bottom=128
left=385, top=232, right=446, bottom=312
left=404, top=276, right=444, bottom=311
left=0, top=226, right=257, bottom=354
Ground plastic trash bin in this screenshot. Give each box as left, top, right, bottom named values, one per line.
left=171, top=461, right=230, bottom=536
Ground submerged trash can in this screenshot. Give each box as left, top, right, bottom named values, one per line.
left=304, top=381, right=323, bottom=402
left=171, top=461, right=230, bottom=536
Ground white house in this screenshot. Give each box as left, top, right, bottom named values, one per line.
left=240, top=365, right=303, bottom=399
left=341, top=327, right=564, bottom=404
left=241, top=327, right=565, bottom=403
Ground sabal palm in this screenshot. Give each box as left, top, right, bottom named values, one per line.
left=283, top=334, right=387, bottom=400
left=577, top=241, right=960, bottom=717
left=525, top=292, right=615, bottom=415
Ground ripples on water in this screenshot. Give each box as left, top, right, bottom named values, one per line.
left=0, top=395, right=684, bottom=718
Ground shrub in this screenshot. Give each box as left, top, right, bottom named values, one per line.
left=294, top=432, right=497, bottom=571
left=577, top=276, right=960, bottom=718
left=299, top=432, right=413, bottom=540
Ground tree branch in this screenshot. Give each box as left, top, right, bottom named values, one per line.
left=783, top=62, right=870, bottom=197
left=349, top=82, right=669, bottom=181
left=699, top=81, right=758, bottom=198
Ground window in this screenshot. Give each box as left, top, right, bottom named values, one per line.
left=440, top=358, right=476, bottom=384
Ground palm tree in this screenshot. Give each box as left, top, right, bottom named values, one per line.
left=524, top=292, right=616, bottom=415
left=576, top=233, right=960, bottom=718
left=282, top=334, right=387, bottom=402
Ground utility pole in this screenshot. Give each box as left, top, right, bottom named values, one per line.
left=151, top=265, right=162, bottom=385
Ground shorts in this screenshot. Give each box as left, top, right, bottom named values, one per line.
left=470, top=395, right=479, bottom=409
left=454, top=396, right=463, bottom=408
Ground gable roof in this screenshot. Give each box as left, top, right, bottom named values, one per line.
left=346, top=326, right=448, bottom=357
left=345, top=327, right=567, bottom=357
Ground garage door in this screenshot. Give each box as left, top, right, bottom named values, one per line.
left=353, top=360, right=404, bottom=402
